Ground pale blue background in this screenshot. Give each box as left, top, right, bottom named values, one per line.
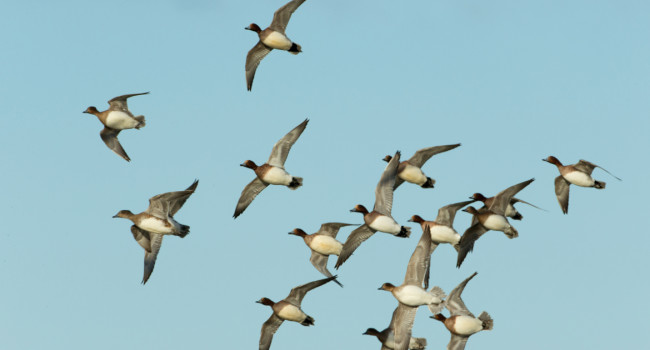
left=1, top=0, right=648, bottom=349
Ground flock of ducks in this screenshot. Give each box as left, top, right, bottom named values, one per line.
left=80, top=0, right=622, bottom=349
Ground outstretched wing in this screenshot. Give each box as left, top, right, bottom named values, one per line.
left=404, top=226, right=431, bottom=287
left=285, top=276, right=337, bottom=305
left=315, top=222, right=356, bottom=238
left=269, top=0, right=307, bottom=34
left=107, top=92, right=149, bottom=112
left=407, top=144, right=461, bottom=168
left=554, top=176, right=570, bottom=214
left=146, top=181, right=198, bottom=218
left=267, top=119, right=309, bottom=167
left=233, top=178, right=269, bottom=218
left=435, top=200, right=476, bottom=227
left=575, top=159, right=621, bottom=180
left=309, top=252, right=342, bottom=287
left=245, top=42, right=272, bottom=91
left=456, top=224, right=489, bottom=268
left=489, top=178, right=534, bottom=215
left=259, top=313, right=284, bottom=350
left=100, top=127, right=130, bottom=162
left=374, top=151, right=400, bottom=215
left=392, top=303, right=417, bottom=350
left=446, top=272, right=477, bottom=317
left=335, top=224, right=376, bottom=269
left=142, top=232, right=163, bottom=284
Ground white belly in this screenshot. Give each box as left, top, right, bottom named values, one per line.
left=138, top=217, right=174, bottom=234
left=429, top=225, right=460, bottom=245
left=482, top=214, right=509, bottom=231
left=393, top=285, right=437, bottom=307
left=276, top=304, right=306, bottom=322
left=261, top=166, right=292, bottom=185
left=399, top=164, right=427, bottom=185
left=452, top=316, right=483, bottom=336
left=563, top=171, right=595, bottom=187
left=262, top=31, right=293, bottom=50
left=309, top=235, right=342, bottom=256
left=368, top=215, right=401, bottom=234
left=105, top=111, right=139, bottom=130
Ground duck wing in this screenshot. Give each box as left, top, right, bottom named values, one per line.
left=269, top=0, right=307, bottom=34
left=259, top=313, right=284, bottom=350
left=245, top=42, right=272, bottom=91
left=404, top=226, right=431, bottom=287
left=141, top=231, right=163, bottom=285
left=374, top=151, right=400, bottom=215
left=456, top=223, right=488, bottom=268
left=107, top=92, right=149, bottom=112
left=391, top=303, right=417, bottom=350
left=285, top=276, right=337, bottom=305
left=554, top=175, right=570, bottom=214
left=100, top=127, right=130, bottom=162
left=315, top=222, right=357, bottom=238
left=335, top=224, right=376, bottom=269
left=267, top=118, right=309, bottom=168
left=489, top=178, right=534, bottom=215
left=575, top=159, right=621, bottom=180
left=407, top=144, right=461, bottom=168
left=446, top=272, right=477, bottom=317
left=233, top=178, right=269, bottom=218
left=448, top=334, right=469, bottom=350
left=309, top=252, right=342, bottom=287
left=435, top=200, right=476, bottom=227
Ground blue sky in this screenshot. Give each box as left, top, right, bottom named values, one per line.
left=1, top=0, right=648, bottom=349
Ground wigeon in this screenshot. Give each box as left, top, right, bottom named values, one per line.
left=382, top=144, right=461, bottom=189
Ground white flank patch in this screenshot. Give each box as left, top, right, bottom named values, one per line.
left=138, top=217, right=173, bottom=234
left=277, top=304, right=306, bottom=322
left=369, top=215, right=401, bottom=234
left=399, top=164, right=427, bottom=185
left=310, top=235, right=342, bottom=256
left=429, top=225, right=459, bottom=245
left=262, top=167, right=292, bottom=185
left=452, top=316, right=484, bottom=336
left=563, top=171, right=595, bottom=187
left=394, top=285, right=433, bottom=307
left=504, top=204, right=517, bottom=217
left=262, top=31, right=293, bottom=50
left=105, top=111, right=140, bottom=130
left=482, top=215, right=509, bottom=231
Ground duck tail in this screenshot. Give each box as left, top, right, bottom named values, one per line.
left=396, top=226, right=411, bottom=238
left=288, top=177, right=303, bottom=190
left=478, top=311, right=493, bottom=330
left=301, top=315, right=314, bottom=326
left=289, top=43, right=302, bottom=54
left=420, top=177, right=435, bottom=188
left=134, top=115, right=146, bottom=129
left=427, top=286, right=446, bottom=314
left=504, top=225, right=518, bottom=239
left=410, top=337, right=427, bottom=350
left=511, top=212, right=523, bottom=220
left=178, top=224, right=190, bottom=238
left=594, top=180, right=606, bottom=189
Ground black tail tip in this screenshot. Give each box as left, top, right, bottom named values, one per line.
left=421, top=178, right=435, bottom=188
left=512, top=213, right=523, bottom=220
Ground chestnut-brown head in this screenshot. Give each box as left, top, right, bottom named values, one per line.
left=255, top=297, right=274, bottom=306
left=462, top=206, right=479, bottom=215
left=288, top=228, right=307, bottom=237
left=245, top=23, right=262, bottom=33
left=470, top=193, right=487, bottom=202
left=542, top=156, right=562, bottom=166
left=382, top=155, right=392, bottom=163
left=362, top=328, right=380, bottom=336
left=83, top=106, right=99, bottom=115
left=112, top=210, right=134, bottom=219
left=240, top=160, right=258, bottom=170
left=431, top=313, right=447, bottom=322
left=408, top=215, right=424, bottom=223
left=350, top=204, right=369, bottom=214
left=378, top=282, right=396, bottom=291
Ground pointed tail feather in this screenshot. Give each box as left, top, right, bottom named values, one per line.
left=479, top=311, right=493, bottom=330
left=134, top=115, right=146, bottom=129
left=288, top=177, right=303, bottom=190
left=595, top=180, right=606, bottom=189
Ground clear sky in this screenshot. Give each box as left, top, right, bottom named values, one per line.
left=1, top=0, right=648, bottom=349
